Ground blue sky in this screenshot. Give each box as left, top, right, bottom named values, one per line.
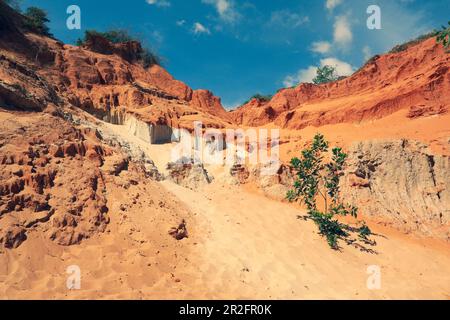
left=19, top=0, right=450, bottom=108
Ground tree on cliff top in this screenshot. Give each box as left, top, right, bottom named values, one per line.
left=437, top=21, right=450, bottom=51
left=312, top=65, right=338, bottom=85
left=242, top=93, right=273, bottom=105
left=22, top=6, right=52, bottom=37
left=77, top=29, right=136, bottom=45
left=76, top=29, right=161, bottom=68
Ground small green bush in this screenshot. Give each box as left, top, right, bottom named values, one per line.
left=287, top=134, right=372, bottom=249
left=22, top=6, right=52, bottom=37
left=78, top=29, right=135, bottom=45
left=242, top=93, right=273, bottom=105
left=389, top=30, right=440, bottom=54
left=76, top=29, right=161, bottom=68
left=312, top=65, right=338, bottom=85
left=437, top=21, right=450, bottom=51
left=140, top=49, right=161, bottom=68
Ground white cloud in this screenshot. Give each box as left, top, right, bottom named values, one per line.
left=223, top=99, right=245, bottom=110
left=176, top=20, right=186, bottom=26
left=311, top=41, right=332, bottom=54
left=202, top=0, right=239, bottom=23
left=326, top=0, right=342, bottom=11
left=193, top=22, right=211, bottom=35
left=309, top=13, right=351, bottom=55
left=362, top=45, right=372, bottom=61
left=146, top=0, right=171, bottom=7
left=150, top=30, right=164, bottom=44
left=283, top=57, right=354, bottom=86
left=269, top=10, right=309, bottom=28
left=333, top=15, right=352, bottom=48
left=283, top=66, right=317, bottom=87
left=320, top=57, right=354, bottom=76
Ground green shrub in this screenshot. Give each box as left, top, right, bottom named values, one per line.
left=76, top=29, right=161, bottom=68
left=242, top=93, right=273, bottom=105
left=140, top=49, right=161, bottom=68
left=437, top=21, right=450, bottom=51
left=23, top=6, right=52, bottom=37
left=389, top=30, right=440, bottom=54
left=287, top=134, right=372, bottom=249
left=252, top=94, right=272, bottom=102
left=78, top=29, right=135, bottom=45
left=312, top=65, right=338, bottom=85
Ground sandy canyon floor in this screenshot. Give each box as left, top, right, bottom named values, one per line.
left=1, top=179, right=450, bottom=299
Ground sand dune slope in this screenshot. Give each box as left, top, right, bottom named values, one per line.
left=159, top=181, right=450, bottom=300
left=2, top=178, right=449, bottom=299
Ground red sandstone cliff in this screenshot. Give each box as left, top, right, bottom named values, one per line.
left=0, top=0, right=230, bottom=130
left=231, top=37, right=449, bottom=128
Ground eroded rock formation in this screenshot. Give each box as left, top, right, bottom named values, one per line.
left=0, top=113, right=112, bottom=247
left=166, top=158, right=212, bottom=189
left=342, top=140, right=450, bottom=240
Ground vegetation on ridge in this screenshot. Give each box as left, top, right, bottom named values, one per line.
left=76, top=29, right=161, bottom=68
left=437, top=21, right=450, bottom=51
left=76, top=29, right=138, bottom=46
left=4, top=1, right=53, bottom=37
left=22, top=6, right=52, bottom=37
left=242, top=93, right=273, bottom=105
left=389, top=30, right=440, bottom=54
left=312, top=65, right=339, bottom=85
left=389, top=19, right=450, bottom=54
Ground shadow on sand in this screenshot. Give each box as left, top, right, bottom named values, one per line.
left=296, top=214, right=384, bottom=254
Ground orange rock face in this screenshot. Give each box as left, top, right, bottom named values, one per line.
left=0, top=6, right=231, bottom=130
left=191, top=89, right=232, bottom=121
left=54, top=38, right=231, bottom=129
left=0, top=113, right=111, bottom=248
left=143, top=65, right=193, bottom=101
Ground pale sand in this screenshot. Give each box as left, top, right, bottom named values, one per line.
left=1, top=178, right=449, bottom=299
left=161, top=181, right=450, bottom=300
